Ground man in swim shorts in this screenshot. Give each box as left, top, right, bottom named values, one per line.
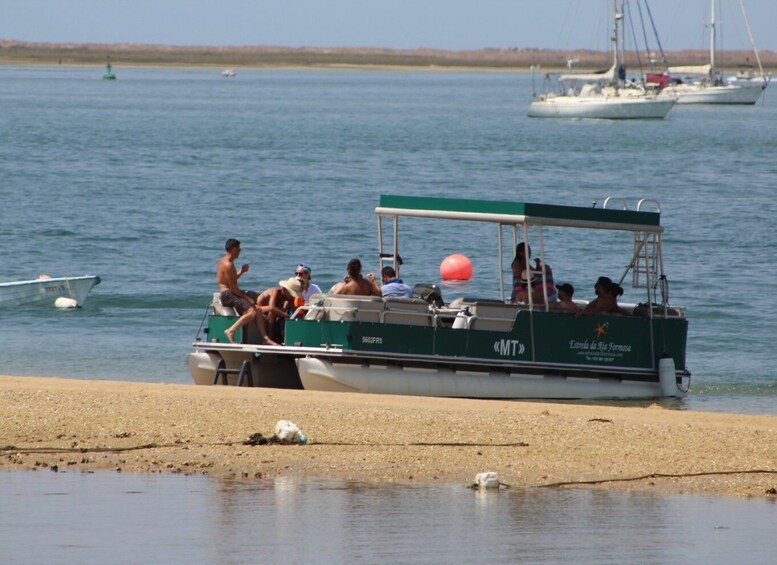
left=216, top=238, right=276, bottom=344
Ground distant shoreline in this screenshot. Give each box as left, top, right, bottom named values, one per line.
left=1, top=40, right=775, bottom=72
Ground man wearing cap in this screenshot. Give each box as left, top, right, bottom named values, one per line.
left=550, top=283, right=578, bottom=313
left=380, top=266, right=413, bottom=298
left=294, top=264, right=322, bottom=304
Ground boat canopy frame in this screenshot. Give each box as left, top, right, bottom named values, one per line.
left=375, top=194, right=668, bottom=309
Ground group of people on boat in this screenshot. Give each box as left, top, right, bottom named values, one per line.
left=328, top=258, right=412, bottom=299
left=216, top=239, right=414, bottom=345
left=510, top=243, right=625, bottom=316
left=217, top=237, right=631, bottom=345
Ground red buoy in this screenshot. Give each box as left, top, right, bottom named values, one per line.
left=440, top=254, right=473, bottom=281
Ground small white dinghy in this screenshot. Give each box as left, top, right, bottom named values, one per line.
left=0, top=275, right=101, bottom=308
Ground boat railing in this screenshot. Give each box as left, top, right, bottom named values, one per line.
left=602, top=196, right=628, bottom=210
left=285, top=293, right=685, bottom=333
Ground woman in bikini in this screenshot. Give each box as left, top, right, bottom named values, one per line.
left=255, top=277, right=305, bottom=343
left=510, top=243, right=557, bottom=304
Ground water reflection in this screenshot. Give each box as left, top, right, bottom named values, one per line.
left=2, top=471, right=775, bottom=565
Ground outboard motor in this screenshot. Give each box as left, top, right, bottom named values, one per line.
left=412, top=283, right=443, bottom=307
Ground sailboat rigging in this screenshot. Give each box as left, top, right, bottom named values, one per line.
left=528, top=0, right=675, bottom=119
left=651, top=0, right=769, bottom=104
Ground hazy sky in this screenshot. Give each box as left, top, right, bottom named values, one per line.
left=2, top=1, right=775, bottom=53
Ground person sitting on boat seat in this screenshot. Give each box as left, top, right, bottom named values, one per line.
left=510, top=243, right=557, bottom=304
left=216, top=238, right=274, bottom=345
left=380, top=266, right=413, bottom=298
left=333, top=258, right=382, bottom=296
left=608, top=282, right=629, bottom=316
left=549, top=283, right=578, bottom=313
left=294, top=264, right=322, bottom=304
left=255, top=277, right=305, bottom=343
left=576, top=276, right=619, bottom=317
left=329, top=276, right=350, bottom=294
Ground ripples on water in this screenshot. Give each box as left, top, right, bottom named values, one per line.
left=1, top=66, right=776, bottom=413
left=2, top=471, right=777, bottom=565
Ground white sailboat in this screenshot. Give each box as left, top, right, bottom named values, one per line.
left=658, top=0, right=769, bottom=105
left=528, top=0, right=675, bottom=120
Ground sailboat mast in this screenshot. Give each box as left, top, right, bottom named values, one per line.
left=710, top=0, right=717, bottom=71
left=612, top=0, right=619, bottom=71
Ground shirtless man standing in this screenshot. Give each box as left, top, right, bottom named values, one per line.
left=216, top=238, right=276, bottom=345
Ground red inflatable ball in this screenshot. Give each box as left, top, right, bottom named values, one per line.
left=440, top=254, right=473, bottom=281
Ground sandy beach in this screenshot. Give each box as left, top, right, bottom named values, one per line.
left=2, top=375, right=777, bottom=499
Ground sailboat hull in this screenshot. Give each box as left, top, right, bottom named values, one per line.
left=661, top=0, right=769, bottom=106
left=665, top=82, right=766, bottom=105
left=528, top=96, right=674, bottom=119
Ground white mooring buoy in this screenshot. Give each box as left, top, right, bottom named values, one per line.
left=54, top=297, right=79, bottom=309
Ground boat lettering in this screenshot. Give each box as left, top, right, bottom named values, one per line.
left=361, top=336, right=383, bottom=345
left=44, top=285, right=67, bottom=293
left=493, top=339, right=525, bottom=357
left=567, top=340, right=631, bottom=354
left=568, top=339, right=632, bottom=363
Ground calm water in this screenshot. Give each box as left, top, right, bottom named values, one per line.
left=2, top=470, right=777, bottom=565
left=2, top=65, right=777, bottom=562
left=2, top=65, right=776, bottom=415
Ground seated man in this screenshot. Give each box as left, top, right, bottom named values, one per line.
left=216, top=238, right=273, bottom=344
left=292, top=264, right=322, bottom=305
left=576, top=276, right=618, bottom=317
left=380, top=266, right=412, bottom=298
left=549, top=283, right=578, bottom=313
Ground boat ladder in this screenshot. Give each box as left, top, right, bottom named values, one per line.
left=603, top=197, right=663, bottom=290
left=631, top=231, right=661, bottom=289
left=212, top=358, right=254, bottom=387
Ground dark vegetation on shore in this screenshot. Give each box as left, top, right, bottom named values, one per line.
left=1, top=40, right=775, bottom=71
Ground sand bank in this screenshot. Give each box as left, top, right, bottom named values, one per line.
left=2, top=375, right=777, bottom=498
left=3, top=42, right=776, bottom=72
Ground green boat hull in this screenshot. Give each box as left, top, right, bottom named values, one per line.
left=284, top=311, right=687, bottom=374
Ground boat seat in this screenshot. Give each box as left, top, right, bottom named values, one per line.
left=382, top=297, right=432, bottom=326
left=307, top=293, right=328, bottom=303
left=446, top=297, right=520, bottom=331
left=212, top=292, right=238, bottom=317
left=468, top=302, right=522, bottom=332
left=303, top=293, right=329, bottom=320
left=631, top=303, right=685, bottom=318
left=325, top=295, right=385, bottom=323
left=448, top=297, right=478, bottom=309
